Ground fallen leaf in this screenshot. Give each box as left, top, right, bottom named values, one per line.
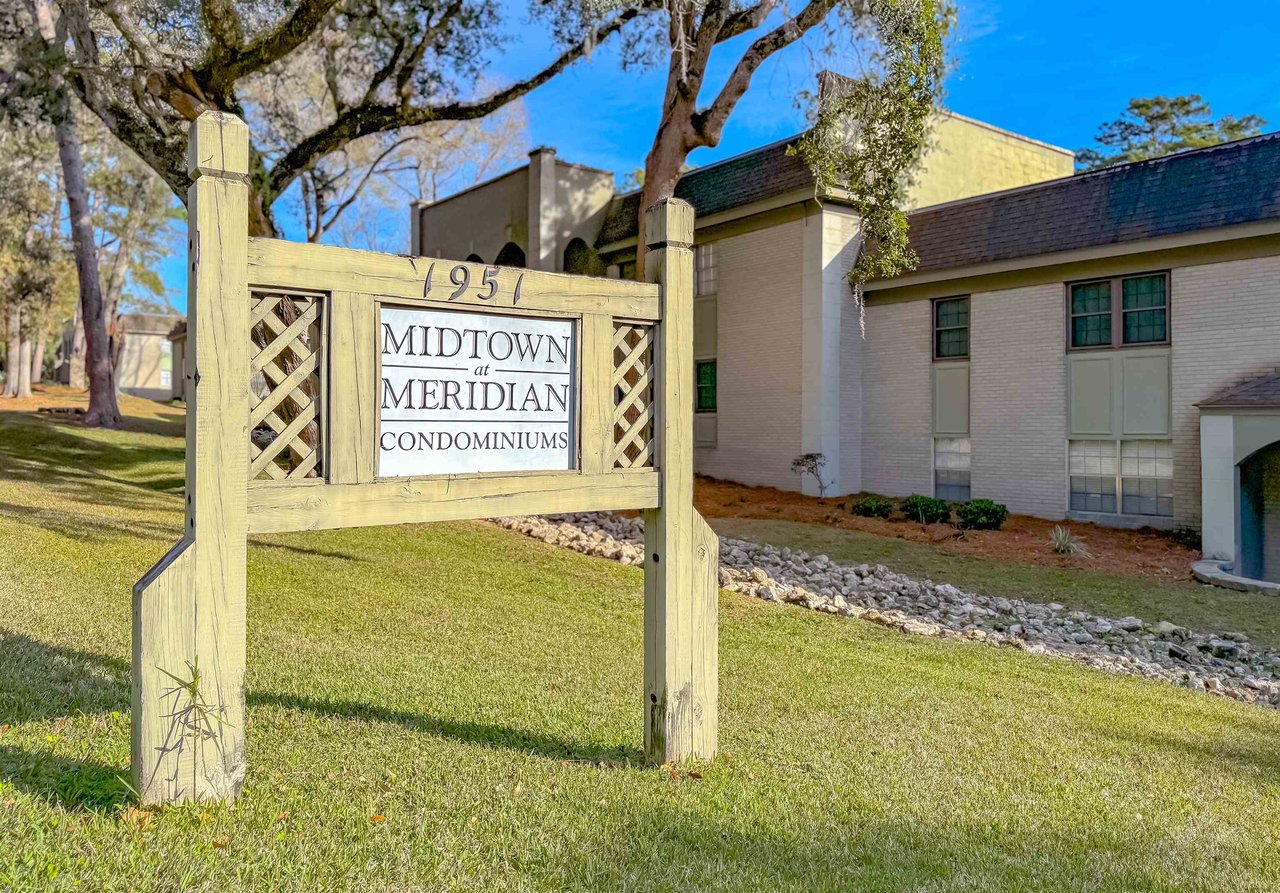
left=687, top=771, right=703, bottom=780
left=667, top=768, right=679, bottom=781
left=513, top=783, right=524, bottom=797
left=369, top=815, right=385, bottom=824
left=211, top=835, right=230, bottom=849
left=119, top=807, right=154, bottom=831
left=467, top=816, right=478, bottom=828
left=0, top=724, right=9, bottom=736
left=275, top=811, right=291, bottom=824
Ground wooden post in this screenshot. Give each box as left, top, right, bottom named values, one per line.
left=132, top=112, right=250, bottom=804
left=642, top=199, right=719, bottom=763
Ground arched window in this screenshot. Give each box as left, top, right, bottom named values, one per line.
left=465, top=253, right=484, bottom=263
left=494, top=242, right=526, bottom=268
left=563, top=237, right=603, bottom=276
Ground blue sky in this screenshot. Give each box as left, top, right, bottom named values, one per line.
left=160, top=1, right=1280, bottom=309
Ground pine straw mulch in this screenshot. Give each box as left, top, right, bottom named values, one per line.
left=695, top=476, right=1200, bottom=583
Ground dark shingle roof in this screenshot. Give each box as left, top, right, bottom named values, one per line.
left=901, top=133, right=1280, bottom=276
left=1199, top=368, right=1280, bottom=408
left=595, top=136, right=814, bottom=247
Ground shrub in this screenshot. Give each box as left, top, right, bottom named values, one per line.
left=851, top=493, right=894, bottom=519
left=955, top=499, right=1009, bottom=531
left=902, top=494, right=950, bottom=525
left=1049, top=525, right=1092, bottom=558
left=790, top=452, right=829, bottom=496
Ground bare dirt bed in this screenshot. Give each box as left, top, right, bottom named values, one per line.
left=694, top=476, right=1200, bottom=583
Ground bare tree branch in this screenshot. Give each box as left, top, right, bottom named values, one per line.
left=264, top=7, right=639, bottom=204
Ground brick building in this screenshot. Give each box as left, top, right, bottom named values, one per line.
left=406, top=111, right=1280, bottom=582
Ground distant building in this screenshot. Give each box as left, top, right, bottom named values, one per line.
left=56, top=312, right=179, bottom=401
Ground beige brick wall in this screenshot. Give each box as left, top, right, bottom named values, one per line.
left=861, top=298, right=932, bottom=495
left=695, top=219, right=805, bottom=489
left=968, top=284, right=1068, bottom=518
left=1171, top=255, right=1280, bottom=528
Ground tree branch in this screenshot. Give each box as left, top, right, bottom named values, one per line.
left=195, top=0, right=341, bottom=90
left=264, top=8, right=639, bottom=203
left=693, top=0, right=835, bottom=147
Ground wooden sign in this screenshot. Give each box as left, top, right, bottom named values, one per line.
left=379, top=306, right=576, bottom=476
left=131, top=112, right=719, bottom=805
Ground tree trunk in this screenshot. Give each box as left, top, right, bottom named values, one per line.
left=15, top=337, right=32, bottom=398
left=32, top=0, right=122, bottom=427
left=4, top=305, right=20, bottom=398
left=636, top=107, right=694, bottom=278
left=31, top=331, right=47, bottom=386
left=68, top=307, right=86, bottom=388
left=54, top=116, right=122, bottom=426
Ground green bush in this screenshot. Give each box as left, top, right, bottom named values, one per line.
left=955, top=498, right=1009, bottom=531
left=851, top=493, right=894, bottom=519
left=901, top=494, right=950, bottom=525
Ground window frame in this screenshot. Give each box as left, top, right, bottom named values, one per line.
left=1065, top=271, right=1170, bottom=352
left=1067, top=438, right=1174, bottom=518
left=931, top=295, right=970, bottom=361
left=695, top=242, right=717, bottom=297
left=694, top=359, right=717, bottom=413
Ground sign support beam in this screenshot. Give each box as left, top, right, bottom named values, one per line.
left=132, top=112, right=250, bottom=803
left=642, top=199, right=720, bottom=763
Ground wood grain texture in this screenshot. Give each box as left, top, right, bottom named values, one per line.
left=246, top=470, right=660, bottom=533
left=133, top=111, right=250, bottom=804
left=641, top=198, right=719, bottom=764
left=248, top=238, right=661, bottom=320
left=326, top=292, right=377, bottom=484
left=578, top=313, right=613, bottom=475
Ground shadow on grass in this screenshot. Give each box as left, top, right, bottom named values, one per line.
left=0, top=631, right=639, bottom=809
left=0, top=745, right=132, bottom=811
left=251, top=690, right=644, bottom=765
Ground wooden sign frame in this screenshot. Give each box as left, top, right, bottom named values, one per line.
left=133, top=112, right=719, bottom=804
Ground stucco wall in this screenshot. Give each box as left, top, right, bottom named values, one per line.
left=799, top=205, right=865, bottom=495
left=861, top=298, right=932, bottom=496
left=968, top=284, right=1068, bottom=517
left=552, top=162, right=615, bottom=272
left=419, top=168, right=529, bottom=263
left=695, top=218, right=805, bottom=489
left=117, top=330, right=173, bottom=401
left=1170, top=254, right=1280, bottom=527
left=908, top=113, right=1075, bottom=210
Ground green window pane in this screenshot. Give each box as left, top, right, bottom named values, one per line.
left=695, top=361, right=716, bottom=412
left=935, top=297, right=968, bottom=329
left=1071, top=313, right=1111, bottom=347
left=935, top=328, right=968, bottom=358
left=1071, top=281, right=1111, bottom=314
left=1122, top=275, right=1166, bottom=310
left=1123, top=308, right=1167, bottom=343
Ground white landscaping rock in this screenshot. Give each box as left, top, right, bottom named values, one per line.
left=491, top=513, right=1280, bottom=710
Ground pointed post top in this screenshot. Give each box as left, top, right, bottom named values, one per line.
left=187, top=111, right=250, bottom=180
left=644, top=198, right=694, bottom=250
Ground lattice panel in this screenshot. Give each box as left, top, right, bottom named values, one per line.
left=248, top=292, right=323, bottom=482
left=612, top=323, right=655, bottom=469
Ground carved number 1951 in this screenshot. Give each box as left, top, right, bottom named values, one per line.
left=423, top=261, right=525, bottom=305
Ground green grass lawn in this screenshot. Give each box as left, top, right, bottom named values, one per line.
left=1, top=406, right=1279, bottom=892
left=711, top=517, right=1280, bottom=651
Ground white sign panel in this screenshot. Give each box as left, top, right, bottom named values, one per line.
left=379, top=306, right=575, bottom=476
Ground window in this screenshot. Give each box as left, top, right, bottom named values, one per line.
left=1120, top=440, right=1174, bottom=516
left=933, top=297, right=969, bottom=359
left=695, top=360, right=717, bottom=412
left=1068, top=273, right=1168, bottom=349
left=934, top=437, right=971, bottom=501
left=695, top=243, right=717, bottom=296
left=1069, top=439, right=1172, bottom=516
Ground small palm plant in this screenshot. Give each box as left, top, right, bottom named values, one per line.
left=1049, top=525, right=1092, bottom=558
